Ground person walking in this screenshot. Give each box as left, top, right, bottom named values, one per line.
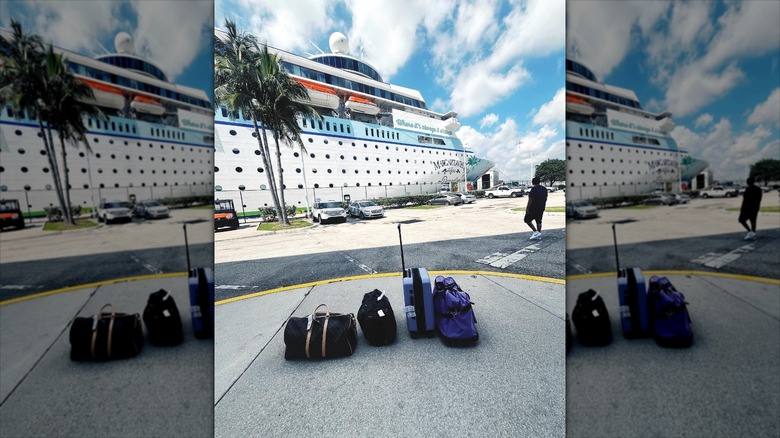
left=739, top=177, right=762, bottom=240
left=525, top=177, right=548, bottom=240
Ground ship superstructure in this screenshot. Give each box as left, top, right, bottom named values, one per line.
left=0, top=30, right=214, bottom=214
left=565, top=58, right=707, bottom=200
left=214, top=31, right=494, bottom=210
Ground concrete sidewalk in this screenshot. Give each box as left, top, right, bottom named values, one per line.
left=214, top=272, right=566, bottom=437
left=0, top=276, right=213, bottom=438
left=566, top=273, right=780, bottom=438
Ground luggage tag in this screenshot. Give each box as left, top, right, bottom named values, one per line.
left=163, top=309, right=171, bottom=318
left=377, top=290, right=385, bottom=301
left=403, top=305, right=416, bottom=318
left=378, top=309, right=385, bottom=317
left=306, top=314, right=313, bottom=331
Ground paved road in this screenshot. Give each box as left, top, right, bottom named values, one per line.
left=215, top=231, right=565, bottom=301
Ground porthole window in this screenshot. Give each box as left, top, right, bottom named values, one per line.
left=232, top=148, right=240, bottom=154
left=310, top=153, right=315, bottom=158
left=15, top=130, right=22, bottom=136
left=238, top=185, right=246, bottom=190
left=236, top=167, right=243, bottom=172
left=21, top=167, right=29, bottom=173
left=215, top=166, right=219, bottom=172
left=314, top=184, right=319, bottom=188
left=258, top=168, right=264, bottom=173
left=229, top=130, right=237, bottom=136
left=255, top=150, right=262, bottom=156
left=312, top=169, right=317, bottom=173
left=308, top=138, right=313, bottom=143
left=17, top=148, right=25, bottom=154
left=298, top=184, right=304, bottom=189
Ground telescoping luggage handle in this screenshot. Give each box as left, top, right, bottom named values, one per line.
left=397, top=223, right=406, bottom=272
left=611, top=223, right=620, bottom=274
left=183, top=224, right=191, bottom=273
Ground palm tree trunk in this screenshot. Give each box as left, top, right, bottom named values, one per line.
left=251, top=117, right=282, bottom=219
left=258, top=124, right=283, bottom=220
left=58, top=135, right=76, bottom=225
left=273, top=133, right=290, bottom=225
left=38, top=118, right=67, bottom=222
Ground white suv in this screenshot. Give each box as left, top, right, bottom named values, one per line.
left=99, top=200, right=132, bottom=224
left=312, top=201, right=348, bottom=224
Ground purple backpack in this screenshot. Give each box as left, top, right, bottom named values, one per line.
left=433, top=276, right=478, bottom=344
left=648, top=276, right=693, bottom=348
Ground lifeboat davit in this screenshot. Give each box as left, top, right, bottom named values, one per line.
left=79, top=78, right=125, bottom=110
left=131, top=95, right=165, bottom=115
left=345, top=95, right=380, bottom=115
left=444, top=117, right=461, bottom=131
left=295, top=78, right=340, bottom=110
left=566, top=94, right=594, bottom=115
left=659, top=117, right=675, bottom=132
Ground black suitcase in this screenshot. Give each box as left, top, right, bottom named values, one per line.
left=143, top=289, right=183, bottom=346
left=357, top=289, right=397, bottom=346
left=572, top=289, right=612, bottom=346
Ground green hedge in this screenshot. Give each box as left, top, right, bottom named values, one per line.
left=157, top=195, right=213, bottom=209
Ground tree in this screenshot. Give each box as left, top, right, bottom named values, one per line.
left=256, top=44, right=319, bottom=225
left=749, top=159, right=780, bottom=186
left=214, top=19, right=284, bottom=223
left=1, top=21, right=69, bottom=222
left=534, top=158, right=565, bottom=186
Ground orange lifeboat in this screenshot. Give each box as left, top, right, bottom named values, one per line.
left=131, top=94, right=165, bottom=115
left=345, top=95, right=379, bottom=115
left=566, top=93, right=594, bottom=115
left=79, top=78, right=125, bottom=110
left=294, top=78, right=340, bottom=110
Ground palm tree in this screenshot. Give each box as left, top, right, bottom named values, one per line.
left=39, top=45, right=102, bottom=225
left=1, top=20, right=69, bottom=222
left=214, top=19, right=284, bottom=221
left=256, top=45, right=320, bottom=224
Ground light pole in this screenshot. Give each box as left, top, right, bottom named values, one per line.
left=463, top=143, right=468, bottom=193
left=238, top=185, right=246, bottom=223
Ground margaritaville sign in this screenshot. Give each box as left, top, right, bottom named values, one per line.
left=607, top=109, right=664, bottom=136
left=178, top=109, right=214, bottom=133
left=392, top=109, right=454, bottom=136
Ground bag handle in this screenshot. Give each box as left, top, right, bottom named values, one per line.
left=313, top=304, right=330, bottom=318
left=91, top=304, right=116, bottom=359
left=305, top=304, right=331, bottom=359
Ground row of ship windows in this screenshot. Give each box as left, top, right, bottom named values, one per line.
left=8, top=131, right=209, bottom=157
left=575, top=131, right=661, bottom=146
left=282, top=61, right=427, bottom=109
left=227, top=133, right=456, bottom=156
left=566, top=82, right=641, bottom=109
left=568, top=156, right=662, bottom=164
left=567, top=142, right=677, bottom=156
left=15, top=181, right=210, bottom=191
left=9, top=146, right=209, bottom=165
left=67, top=62, right=211, bottom=109
left=229, top=147, right=444, bottom=163
left=569, top=169, right=657, bottom=176
left=216, top=166, right=430, bottom=175
left=216, top=180, right=434, bottom=191
left=1, top=165, right=209, bottom=176
left=570, top=181, right=656, bottom=187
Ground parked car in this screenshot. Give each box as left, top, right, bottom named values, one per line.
left=546, top=186, right=558, bottom=192
left=700, top=186, right=737, bottom=198
left=643, top=194, right=675, bottom=206
left=98, top=200, right=132, bottom=224
left=214, top=199, right=239, bottom=230
left=133, top=200, right=170, bottom=219
left=484, top=186, right=524, bottom=198
left=456, top=192, right=477, bottom=204
left=312, top=200, right=348, bottom=224
left=675, top=193, right=691, bottom=204
left=427, top=194, right=464, bottom=206
left=566, top=201, right=599, bottom=219
left=348, top=201, right=385, bottom=219
left=0, top=199, right=25, bottom=230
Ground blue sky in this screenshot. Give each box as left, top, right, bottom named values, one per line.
left=568, top=1, right=780, bottom=184
left=2, top=0, right=214, bottom=100
left=216, top=0, right=566, bottom=183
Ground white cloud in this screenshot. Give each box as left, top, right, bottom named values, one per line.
left=131, top=0, right=213, bottom=81
left=480, top=113, right=499, bottom=128
left=694, top=113, right=713, bottom=129
left=672, top=117, right=779, bottom=182
left=747, top=88, right=780, bottom=128
left=532, top=88, right=564, bottom=127
left=664, top=61, right=744, bottom=118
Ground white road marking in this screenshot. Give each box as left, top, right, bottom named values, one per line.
left=690, top=243, right=756, bottom=269
left=128, top=254, right=162, bottom=274
left=344, top=255, right=377, bottom=274
left=570, top=263, right=591, bottom=274
left=476, top=244, right=540, bottom=269
left=215, top=285, right=249, bottom=290
left=1, top=285, right=43, bottom=290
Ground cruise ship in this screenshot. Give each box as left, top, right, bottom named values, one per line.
left=565, top=58, right=708, bottom=200
left=214, top=32, right=494, bottom=211
left=0, top=30, right=214, bottom=215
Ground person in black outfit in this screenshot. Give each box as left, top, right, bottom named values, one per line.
left=525, top=177, right=548, bottom=240
left=738, top=177, right=762, bottom=240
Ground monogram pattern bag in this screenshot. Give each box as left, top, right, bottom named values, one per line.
left=284, top=304, right=358, bottom=360
left=70, top=304, right=144, bottom=361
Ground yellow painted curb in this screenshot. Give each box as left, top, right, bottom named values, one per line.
left=567, top=270, right=780, bottom=285
left=215, top=270, right=565, bottom=306
left=0, top=272, right=187, bottom=306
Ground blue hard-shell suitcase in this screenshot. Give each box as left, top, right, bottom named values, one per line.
left=184, top=224, right=214, bottom=339
left=618, top=267, right=649, bottom=337
left=612, top=224, right=650, bottom=338
left=398, top=224, right=435, bottom=338
left=403, top=267, right=435, bottom=338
